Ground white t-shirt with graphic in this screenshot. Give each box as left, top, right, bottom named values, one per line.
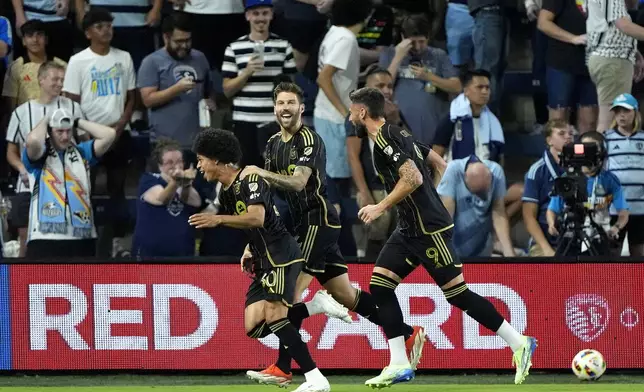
left=314, top=26, right=360, bottom=124
left=63, top=47, right=136, bottom=126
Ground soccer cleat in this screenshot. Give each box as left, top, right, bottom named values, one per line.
left=405, top=326, right=426, bottom=371
left=292, top=380, right=331, bottom=392
left=246, top=364, right=292, bottom=388
left=512, top=336, right=538, bottom=385
left=310, top=290, right=353, bottom=323
left=365, top=365, right=415, bottom=389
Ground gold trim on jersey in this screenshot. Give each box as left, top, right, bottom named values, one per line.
left=258, top=230, right=303, bottom=268
left=314, top=171, right=342, bottom=229
left=326, top=263, right=348, bottom=269
left=370, top=275, right=397, bottom=290
left=301, top=225, right=318, bottom=262
left=430, top=232, right=453, bottom=266
left=301, top=127, right=314, bottom=147
left=405, top=258, right=418, bottom=267
left=408, top=197, right=454, bottom=236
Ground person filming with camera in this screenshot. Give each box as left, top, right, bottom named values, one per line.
left=546, top=131, right=629, bottom=256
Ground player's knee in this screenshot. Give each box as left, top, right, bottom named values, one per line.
left=443, top=282, right=473, bottom=310
left=246, top=321, right=271, bottom=339
left=369, top=272, right=399, bottom=304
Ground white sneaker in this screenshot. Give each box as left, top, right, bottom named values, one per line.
left=310, top=290, right=352, bottom=323
left=293, top=380, right=331, bottom=392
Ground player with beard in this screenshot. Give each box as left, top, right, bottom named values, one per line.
left=349, top=87, right=537, bottom=387
left=189, top=129, right=352, bottom=392
left=242, top=82, right=426, bottom=387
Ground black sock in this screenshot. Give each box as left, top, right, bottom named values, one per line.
left=369, top=273, right=406, bottom=340
left=268, top=318, right=316, bottom=374
left=444, top=282, right=504, bottom=332
left=275, top=304, right=308, bottom=373
left=353, top=289, right=414, bottom=340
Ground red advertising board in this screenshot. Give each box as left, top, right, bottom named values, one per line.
left=8, top=263, right=644, bottom=370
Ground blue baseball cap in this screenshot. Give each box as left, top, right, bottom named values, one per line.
left=611, top=93, right=639, bottom=111
left=245, top=0, right=273, bottom=10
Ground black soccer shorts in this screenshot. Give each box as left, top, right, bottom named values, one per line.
left=297, top=225, right=348, bottom=285
left=376, top=228, right=463, bottom=287
left=245, top=261, right=303, bottom=308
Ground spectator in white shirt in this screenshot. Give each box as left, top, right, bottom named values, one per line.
left=63, top=7, right=136, bottom=257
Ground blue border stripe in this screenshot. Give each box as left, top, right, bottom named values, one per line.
left=0, top=264, right=11, bottom=369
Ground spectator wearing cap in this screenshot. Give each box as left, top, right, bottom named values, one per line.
left=11, top=0, right=74, bottom=62
left=314, top=0, right=372, bottom=210
left=379, top=14, right=460, bottom=146
left=537, top=0, right=597, bottom=135
left=132, top=138, right=201, bottom=257
left=6, top=61, right=82, bottom=257
left=605, top=93, right=644, bottom=256
left=222, top=0, right=297, bottom=167
left=170, top=0, right=246, bottom=73
left=437, top=155, right=516, bottom=257
left=138, top=12, right=214, bottom=150
left=585, top=0, right=644, bottom=132
left=521, top=119, right=572, bottom=257
left=22, top=108, right=115, bottom=258
left=76, top=0, right=161, bottom=71
left=2, top=20, right=66, bottom=111
left=63, top=7, right=136, bottom=257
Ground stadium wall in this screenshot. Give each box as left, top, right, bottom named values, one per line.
left=0, top=261, right=641, bottom=371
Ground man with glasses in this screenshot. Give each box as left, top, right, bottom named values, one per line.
left=138, top=11, right=214, bottom=151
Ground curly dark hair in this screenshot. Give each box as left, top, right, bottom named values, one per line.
left=192, top=128, right=242, bottom=164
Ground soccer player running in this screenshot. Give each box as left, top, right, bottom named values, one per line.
left=241, top=82, right=426, bottom=387
left=189, top=129, right=351, bottom=392
left=348, top=87, right=537, bottom=388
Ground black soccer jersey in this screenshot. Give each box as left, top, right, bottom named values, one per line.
left=372, top=122, right=453, bottom=237
left=218, top=172, right=300, bottom=268
left=264, top=125, right=341, bottom=230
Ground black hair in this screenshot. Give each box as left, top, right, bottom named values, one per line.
left=273, top=81, right=304, bottom=103
left=460, top=68, right=492, bottom=88
left=330, top=0, right=373, bottom=28
left=273, top=74, right=293, bottom=88
left=193, top=128, right=242, bottom=164
left=161, top=11, right=192, bottom=35
left=349, top=87, right=385, bottom=119
left=401, top=14, right=431, bottom=38
left=82, top=7, right=114, bottom=31
left=20, top=19, right=46, bottom=37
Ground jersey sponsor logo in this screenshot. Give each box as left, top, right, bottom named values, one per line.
left=249, top=183, right=258, bottom=192
left=565, top=294, right=610, bottom=342
left=414, top=144, right=423, bottom=160
left=235, top=201, right=247, bottom=215
left=249, top=192, right=260, bottom=200
left=304, top=146, right=313, bottom=156
left=384, top=146, right=393, bottom=156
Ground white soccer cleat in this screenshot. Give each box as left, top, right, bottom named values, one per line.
left=310, top=290, right=352, bottom=323
left=293, top=380, right=331, bottom=392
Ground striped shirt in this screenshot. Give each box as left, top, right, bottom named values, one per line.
left=221, top=34, right=297, bottom=124
left=23, top=0, right=65, bottom=22
left=586, top=0, right=637, bottom=63
left=89, top=0, right=150, bottom=27
left=605, top=128, right=644, bottom=215
left=6, top=96, right=84, bottom=193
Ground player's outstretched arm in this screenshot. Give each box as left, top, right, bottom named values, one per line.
left=189, top=205, right=266, bottom=229
left=241, top=165, right=312, bottom=192
left=359, top=159, right=423, bottom=224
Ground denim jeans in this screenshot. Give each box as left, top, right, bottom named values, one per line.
left=473, top=7, right=507, bottom=114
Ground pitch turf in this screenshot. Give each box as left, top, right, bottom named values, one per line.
left=0, top=374, right=642, bottom=391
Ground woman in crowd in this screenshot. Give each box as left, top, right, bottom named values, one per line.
left=521, top=119, right=572, bottom=256
left=132, top=139, right=201, bottom=257
left=605, top=93, right=644, bottom=256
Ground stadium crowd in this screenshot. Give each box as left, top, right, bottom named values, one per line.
left=1, top=0, right=644, bottom=260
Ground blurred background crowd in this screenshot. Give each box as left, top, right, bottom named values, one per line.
left=1, top=0, right=644, bottom=260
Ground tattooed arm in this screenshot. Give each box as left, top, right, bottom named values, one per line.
left=359, top=159, right=423, bottom=223
left=241, top=165, right=312, bottom=192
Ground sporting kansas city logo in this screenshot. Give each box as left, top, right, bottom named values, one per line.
left=565, top=294, right=610, bottom=342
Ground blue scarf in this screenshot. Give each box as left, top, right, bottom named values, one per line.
left=449, top=93, right=504, bottom=162
left=36, top=143, right=93, bottom=238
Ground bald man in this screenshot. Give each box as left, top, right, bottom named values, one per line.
left=437, top=155, right=515, bottom=257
